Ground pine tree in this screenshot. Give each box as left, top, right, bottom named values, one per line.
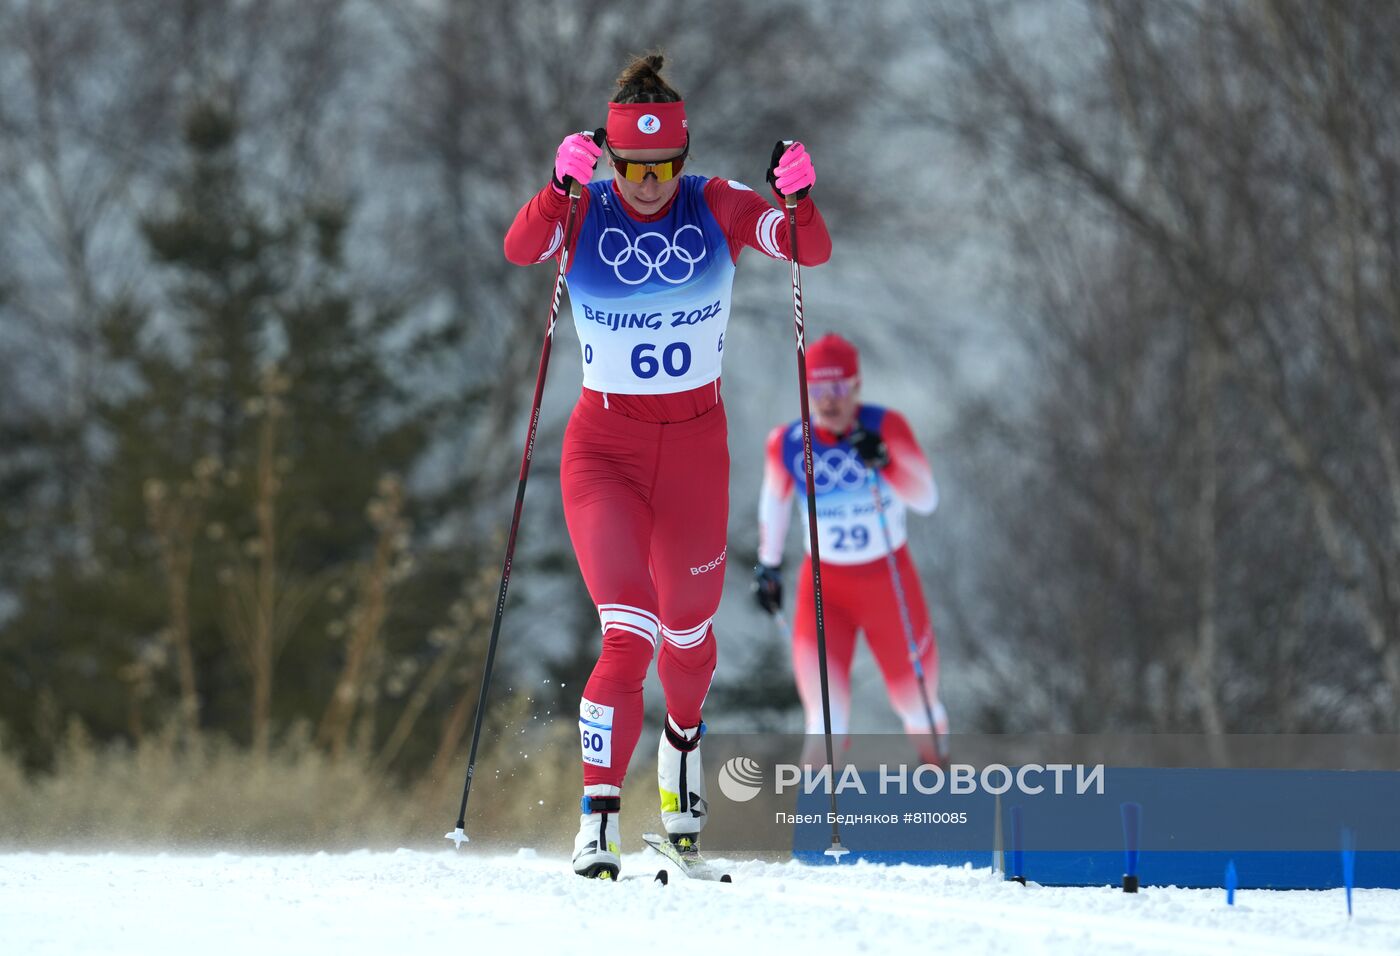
left=0, top=98, right=432, bottom=762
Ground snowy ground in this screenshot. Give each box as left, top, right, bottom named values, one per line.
left=2, top=849, right=1397, bottom=955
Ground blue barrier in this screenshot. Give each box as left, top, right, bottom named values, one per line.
left=791, top=767, right=1400, bottom=888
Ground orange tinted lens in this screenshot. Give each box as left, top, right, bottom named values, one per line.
left=622, top=159, right=676, bottom=183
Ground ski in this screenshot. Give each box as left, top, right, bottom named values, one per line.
left=641, top=832, right=733, bottom=883
left=579, top=866, right=669, bottom=884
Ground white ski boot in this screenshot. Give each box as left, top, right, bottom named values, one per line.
left=657, top=716, right=707, bottom=851
left=572, top=784, right=622, bottom=880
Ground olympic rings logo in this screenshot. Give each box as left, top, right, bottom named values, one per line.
left=598, top=224, right=707, bottom=286
left=583, top=703, right=604, bottom=720
left=796, top=449, right=868, bottom=493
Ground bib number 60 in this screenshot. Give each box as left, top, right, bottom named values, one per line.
left=631, top=342, right=692, bottom=379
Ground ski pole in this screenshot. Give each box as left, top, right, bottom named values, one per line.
left=783, top=189, right=847, bottom=862
left=446, top=153, right=595, bottom=848
left=864, top=468, right=947, bottom=764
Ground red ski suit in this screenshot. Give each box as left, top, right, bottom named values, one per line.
left=506, top=175, right=830, bottom=787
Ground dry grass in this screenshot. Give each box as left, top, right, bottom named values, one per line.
left=0, top=698, right=616, bottom=856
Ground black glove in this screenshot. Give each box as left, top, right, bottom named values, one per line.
left=752, top=563, right=784, bottom=614
left=847, top=427, right=890, bottom=470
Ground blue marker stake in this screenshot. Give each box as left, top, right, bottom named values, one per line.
left=1341, top=828, right=1356, bottom=918
left=1225, top=860, right=1237, bottom=906
left=1121, top=802, right=1142, bottom=893
left=1010, top=805, right=1025, bottom=885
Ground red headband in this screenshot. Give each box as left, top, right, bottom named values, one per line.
left=606, top=101, right=688, bottom=151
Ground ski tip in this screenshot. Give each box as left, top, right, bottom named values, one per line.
left=444, top=828, right=469, bottom=849
left=654, top=869, right=669, bottom=885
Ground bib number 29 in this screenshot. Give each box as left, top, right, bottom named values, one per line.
left=631, top=342, right=692, bottom=379
left=831, top=525, right=871, bottom=551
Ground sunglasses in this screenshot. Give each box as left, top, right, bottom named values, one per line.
left=808, top=378, right=858, bottom=401
left=608, top=141, right=689, bottom=183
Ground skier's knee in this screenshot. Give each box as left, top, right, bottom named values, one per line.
left=659, top=616, right=715, bottom=654
left=660, top=620, right=716, bottom=674
left=593, top=627, right=656, bottom=687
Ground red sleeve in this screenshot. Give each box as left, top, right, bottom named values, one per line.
left=881, top=410, right=938, bottom=514
left=503, top=185, right=591, bottom=268
left=702, top=178, right=832, bottom=267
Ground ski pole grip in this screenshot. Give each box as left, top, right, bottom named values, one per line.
left=782, top=139, right=797, bottom=209
left=569, top=129, right=606, bottom=199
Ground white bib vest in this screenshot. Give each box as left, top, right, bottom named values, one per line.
left=565, top=177, right=736, bottom=394
left=779, top=407, right=908, bottom=566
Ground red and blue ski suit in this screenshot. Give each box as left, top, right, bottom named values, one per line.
left=506, top=174, right=830, bottom=786
left=758, top=405, right=948, bottom=761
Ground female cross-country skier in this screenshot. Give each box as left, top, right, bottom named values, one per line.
left=504, top=53, right=831, bottom=879
left=753, top=334, right=949, bottom=766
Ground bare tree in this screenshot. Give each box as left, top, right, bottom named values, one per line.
left=921, top=0, right=1400, bottom=732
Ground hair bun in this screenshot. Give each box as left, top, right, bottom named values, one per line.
left=613, top=52, right=681, bottom=103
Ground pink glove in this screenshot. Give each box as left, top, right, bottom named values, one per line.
left=767, top=140, right=816, bottom=199
left=552, top=131, right=603, bottom=194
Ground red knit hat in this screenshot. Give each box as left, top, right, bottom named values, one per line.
left=806, top=333, right=860, bottom=382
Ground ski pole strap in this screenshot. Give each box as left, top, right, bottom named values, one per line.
left=581, top=795, right=621, bottom=814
